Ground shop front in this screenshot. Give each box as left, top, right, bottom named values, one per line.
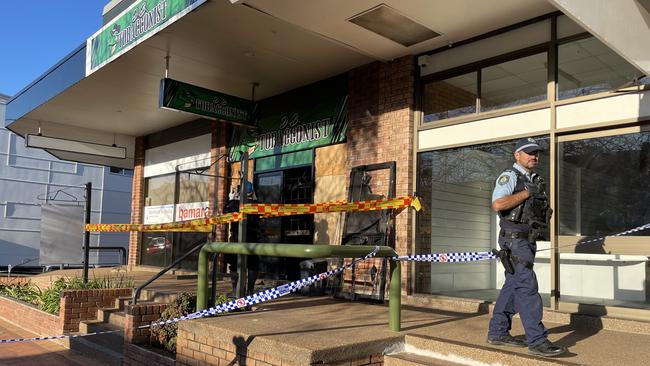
left=414, top=12, right=650, bottom=319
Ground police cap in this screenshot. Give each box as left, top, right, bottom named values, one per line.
left=515, top=137, right=542, bottom=154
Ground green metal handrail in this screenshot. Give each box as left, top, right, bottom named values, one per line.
left=197, top=242, right=402, bottom=331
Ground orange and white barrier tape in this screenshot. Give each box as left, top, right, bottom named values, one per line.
left=85, top=197, right=421, bottom=232
left=85, top=212, right=243, bottom=233
left=242, top=196, right=421, bottom=217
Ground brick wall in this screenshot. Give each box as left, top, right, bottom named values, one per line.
left=59, top=288, right=132, bottom=333
left=129, top=136, right=146, bottom=267
left=124, top=303, right=168, bottom=345
left=0, top=288, right=132, bottom=336
left=0, top=295, right=61, bottom=336
left=209, top=121, right=230, bottom=244
left=347, top=56, right=415, bottom=294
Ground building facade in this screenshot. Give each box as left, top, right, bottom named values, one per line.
left=5, top=0, right=650, bottom=319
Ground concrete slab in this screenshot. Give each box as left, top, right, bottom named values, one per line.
left=178, top=296, right=650, bottom=365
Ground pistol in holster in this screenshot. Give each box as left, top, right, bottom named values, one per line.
left=491, top=248, right=515, bottom=275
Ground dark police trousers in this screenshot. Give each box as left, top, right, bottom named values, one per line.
left=488, top=234, right=548, bottom=347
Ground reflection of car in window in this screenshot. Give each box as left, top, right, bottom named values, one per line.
left=145, top=236, right=171, bottom=254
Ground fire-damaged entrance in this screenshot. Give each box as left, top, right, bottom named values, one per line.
left=252, top=165, right=314, bottom=280
left=337, top=162, right=396, bottom=301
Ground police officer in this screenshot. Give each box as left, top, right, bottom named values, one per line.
left=487, top=137, right=567, bottom=357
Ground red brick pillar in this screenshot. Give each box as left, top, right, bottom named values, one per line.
left=209, top=121, right=230, bottom=243
left=124, top=303, right=167, bottom=345
left=347, top=56, right=415, bottom=294
left=128, top=136, right=146, bottom=268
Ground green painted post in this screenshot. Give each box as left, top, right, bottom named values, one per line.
left=389, top=259, right=401, bottom=332
left=197, top=247, right=210, bottom=311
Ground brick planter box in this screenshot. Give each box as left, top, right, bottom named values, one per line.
left=0, top=288, right=133, bottom=336
left=0, top=295, right=61, bottom=336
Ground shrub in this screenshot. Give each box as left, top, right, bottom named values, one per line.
left=1, top=274, right=134, bottom=314
left=151, top=293, right=228, bottom=353
left=0, top=282, right=41, bottom=305
left=38, top=274, right=134, bottom=314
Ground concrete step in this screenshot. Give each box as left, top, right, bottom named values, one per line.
left=77, top=322, right=124, bottom=351
left=62, top=330, right=123, bottom=366
left=113, top=296, right=132, bottom=310
left=97, top=308, right=126, bottom=328
left=140, top=288, right=191, bottom=304
left=385, top=352, right=463, bottom=366
left=401, top=335, right=566, bottom=366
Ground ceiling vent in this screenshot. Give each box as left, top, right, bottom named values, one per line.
left=348, top=4, right=440, bottom=47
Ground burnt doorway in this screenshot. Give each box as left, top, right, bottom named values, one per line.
left=253, top=165, right=314, bottom=280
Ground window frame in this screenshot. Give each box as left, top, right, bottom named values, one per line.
left=417, top=10, right=648, bottom=130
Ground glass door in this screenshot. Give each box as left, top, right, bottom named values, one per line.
left=557, top=126, right=650, bottom=310
left=253, top=166, right=314, bottom=280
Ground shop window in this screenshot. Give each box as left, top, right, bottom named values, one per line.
left=558, top=37, right=649, bottom=100
left=144, top=174, right=175, bottom=207
left=141, top=172, right=208, bottom=268
left=415, top=137, right=550, bottom=303
left=178, top=171, right=209, bottom=204
left=423, top=72, right=477, bottom=123
left=558, top=129, right=650, bottom=309
left=480, top=52, right=548, bottom=111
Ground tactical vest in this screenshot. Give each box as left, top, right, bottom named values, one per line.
left=498, top=168, right=551, bottom=232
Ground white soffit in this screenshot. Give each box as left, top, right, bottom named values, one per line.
left=15, top=0, right=373, bottom=139
left=244, top=0, right=556, bottom=61
left=547, top=0, right=650, bottom=76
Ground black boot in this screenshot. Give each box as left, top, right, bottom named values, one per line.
left=486, top=334, right=527, bottom=347
left=528, top=339, right=567, bottom=357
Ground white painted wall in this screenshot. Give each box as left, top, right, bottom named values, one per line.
left=144, top=134, right=211, bottom=178
left=557, top=90, right=650, bottom=129
left=418, top=108, right=550, bottom=151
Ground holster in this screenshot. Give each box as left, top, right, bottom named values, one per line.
left=491, top=248, right=515, bottom=275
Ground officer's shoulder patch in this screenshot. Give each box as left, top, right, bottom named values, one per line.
left=497, top=175, right=510, bottom=186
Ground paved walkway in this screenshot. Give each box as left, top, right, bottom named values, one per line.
left=183, top=296, right=650, bottom=365
left=0, top=318, right=104, bottom=366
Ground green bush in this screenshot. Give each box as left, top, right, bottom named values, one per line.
left=1, top=274, right=134, bottom=314
left=0, top=282, right=41, bottom=305
left=38, top=274, right=135, bottom=314
left=151, top=293, right=228, bottom=353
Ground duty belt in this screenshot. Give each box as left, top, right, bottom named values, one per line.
left=499, top=230, right=527, bottom=240
left=497, top=230, right=535, bottom=271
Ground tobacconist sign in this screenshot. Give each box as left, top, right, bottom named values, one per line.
left=86, top=0, right=207, bottom=75
left=229, top=92, right=348, bottom=161
left=159, top=78, right=256, bottom=127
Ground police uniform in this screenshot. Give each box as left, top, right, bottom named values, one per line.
left=487, top=138, right=566, bottom=357
left=487, top=162, right=548, bottom=347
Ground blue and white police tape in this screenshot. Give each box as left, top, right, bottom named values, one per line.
left=143, top=246, right=381, bottom=328
left=5, top=221, right=650, bottom=344
left=0, top=329, right=121, bottom=344
left=394, top=251, right=496, bottom=263
left=0, top=246, right=380, bottom=343
left=538, top=222, right=650, bottom=252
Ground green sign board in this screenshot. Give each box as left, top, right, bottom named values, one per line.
left=159, top=78, right=255, bottom=126
left=86, top=0, right=207, bottom=76
left=229, top=93, right=347, bottom=161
